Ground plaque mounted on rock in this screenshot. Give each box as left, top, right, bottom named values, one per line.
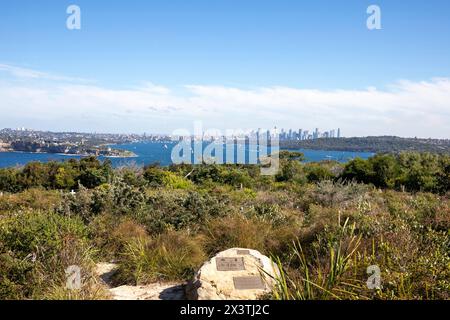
left=216, top=257, right=245, bottom=271
left=233, top=276, right=265, bottom=290
left=186, top=248, right=279, bottom=300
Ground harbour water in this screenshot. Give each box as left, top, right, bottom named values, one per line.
left=0, top=141, right=374, bottom=168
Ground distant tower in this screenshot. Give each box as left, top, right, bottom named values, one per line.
left=337, top=128, right=341, bottom=138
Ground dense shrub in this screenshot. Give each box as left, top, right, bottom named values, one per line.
left=142, top=190, right=228, bottom=233
left=0, top=168, right=21, bottom=193
left=0, top=157, right=113, bottom=192
left=58, top=178, right=148, bottom=221
left=203, top=213, right=300, bottom=256
left=304, top=163, right=336, bottom=183
left=342, top=153, right=449, bottom=193
left=0, top=188, right=61, bottom=212
left=0, top=210, right=105, bottom=299
left=113, top=230, right=206, bottom=285
left=89, top=214, right=149, bottom=261
left=275, top=160, right=304, bottom=183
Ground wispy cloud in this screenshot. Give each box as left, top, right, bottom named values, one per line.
left=0, top=64, right=449, bottom=138
left=0, top=64, right=93, bottom=83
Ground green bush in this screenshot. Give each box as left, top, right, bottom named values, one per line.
left=142, top=190, right=228, bottom=233
left=0, top=210, right=104, bottom=299
left=342, top=153, right=449, bottom=193
left=304, top=163, right=335, bottom=183
left=113, top=230, right=206, bottom=285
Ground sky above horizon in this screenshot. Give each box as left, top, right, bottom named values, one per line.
left=1, top=0, right=450, bottom=138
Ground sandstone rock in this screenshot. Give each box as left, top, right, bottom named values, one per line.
left=186, top=248, right=279, bottom=300
left=109, top=283, right=185, bottom=300
left=95, top=262, right=185, bottom=300
left=95, top=262, right=118, bottom=284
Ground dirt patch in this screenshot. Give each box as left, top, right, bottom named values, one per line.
left=95, top=262, right=186, bottom=300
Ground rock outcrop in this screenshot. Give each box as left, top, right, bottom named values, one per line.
left=109, top=283, right=185, bottom=300
left=186, top=248, right=279, bottom=300
left=95, top=262, right=185, bottom=300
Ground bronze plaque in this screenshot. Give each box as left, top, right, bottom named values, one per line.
left=233, top=276, right=265, bottom=290
left=237, top=249, right=250, bottom=255
left=216, top=257, right=245, bottom=271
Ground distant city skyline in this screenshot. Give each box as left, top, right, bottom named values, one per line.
left=1, top=1, right=450, bottom=138
left=8, top=125, right=449, bottom=142
left=6, top=126, right=343, bottom=140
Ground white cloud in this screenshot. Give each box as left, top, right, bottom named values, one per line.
left=0, top=64, right=93, bottom=83
left=0, top=64, right=449, bottom=138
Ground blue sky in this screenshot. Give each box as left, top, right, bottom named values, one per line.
left=1, top=0, right=450, bottom=137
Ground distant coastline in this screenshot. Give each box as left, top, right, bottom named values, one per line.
left=0, top=141, right=375, bottom=168
left=0, top=148, right=137, bottom=158
left=1, top=129, right=448, bottom=167
left=281, top=136, right=450, bottom=154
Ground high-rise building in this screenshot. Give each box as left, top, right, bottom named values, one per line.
left=337, top=128, right=341, bottom=138
left=303, top=130, right=309, bottom=140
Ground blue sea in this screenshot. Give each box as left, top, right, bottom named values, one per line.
left=0, top=141, right=374, bottom=168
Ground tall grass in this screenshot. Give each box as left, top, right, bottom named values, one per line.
left=270, top=217, right=367, bottom=300
left=113, top=230, right=206, bottom=285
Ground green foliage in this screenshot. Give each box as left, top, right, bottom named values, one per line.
left=118, top=166, right=146, bottom=187
left=249, top=203, right=287, bottom=226
left=0, top=210, right=104, bottom=299
left=281, top=136, right=450, bottom=154
left=304, top=163, right=336, bottom=183
left=114, top=231, right=206, bottom=285
left=204, top=214, right=274, bottom=254
left=161, top=171, right=193, bottom=189
left=58, top=177, right=148, bottom=221
left=142, top=190, right=228, bottom=233
left=0, top=168, right=21, bottom=193
left=275, top=159, right=304, bottom=183
left=143, top=165, right=166, bottom=186
left=342, top=152, right=449, bottom=193
left=341, top=157, right=374, bottom=184
left=144, top=165, right=192, bottom=189
left=271, top=218, right=364, bottom=300
left=0, top=157, right=114, bottom=192
left=0, top=188, right=61, bottom=213
left=278, top=151, right=305, bottom=161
